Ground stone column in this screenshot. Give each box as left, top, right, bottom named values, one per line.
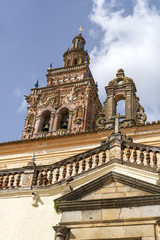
left=68, top=111, right=73, bottom=132
left=34, top=115, right=41, bottom=136
left=156, top=220, right=160, bottom=240
left=53, top=113, right=59, bottom=132
left=49, top=113, right=55, bottom=135
left=106, top=96, right=114, bottom=121
left=25, top=116, right=29, bottom=128
left=125, top=90, right=132, bottom=119
left=53, top=226, right=70, bottom=240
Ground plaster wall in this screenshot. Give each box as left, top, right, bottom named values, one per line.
left=0, top=194, right=60, bottom=240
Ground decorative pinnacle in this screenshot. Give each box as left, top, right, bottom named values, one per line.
left=31, top=153, right=35, bottom=162
left=78, top=26, right=83, bottom=34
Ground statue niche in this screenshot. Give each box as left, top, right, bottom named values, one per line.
left=28, top=114, right=34, bottom=126
left=74, top=106, right=83, bottom=125
left=26, top=114, right=35, bottom=133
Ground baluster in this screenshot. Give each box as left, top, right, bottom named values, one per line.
left=126, top=148, right=131, bottom=162
left=3, top=175, right=9, bottom=188
left=0, top=175, right=3, bottom=188
left=153, top=152, right=157, bottom=168
left=88, top=156, right=93, bottom=169
left=133, top=149, right=137, bottom=163
left=10, top=174, right=14, bottom=188
left=37, top=171, right=43, bottom=186
left=48, top=170, right=53, bottom=184
left=82, top=158, right=86, bottom=172
left=62, top=165, right=67, bottom=179
left=43, top=171, right=48, bottom=185
left=69, top=163, right=73, bottom=177
left=55, top=168, right=60, bottom=182
left=146, top=151, right=150, bottom=166
left=95, top=153, right=99, bottom=167
left=16, top=173, right=21, bottom=187
left=140, top=150, right=144, bottom=165
left=75, top=161, right=79, bottom=174
left=102, top=151, right=106, bottom=164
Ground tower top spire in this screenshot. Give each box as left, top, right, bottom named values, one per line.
left=78, top=26, right=83, bottom=34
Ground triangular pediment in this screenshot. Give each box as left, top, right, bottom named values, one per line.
left=57, top=172, right=160, bottom=202
left=80, top=180, right=150, bottom=201
left=56, top=172, right=160, bottom=212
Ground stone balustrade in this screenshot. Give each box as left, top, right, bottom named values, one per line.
left=0, top=171, right=24, bottom=189
left=123, top=142, right=160, bottom=168
left=33, top=150, right=109, bottom=186
left=1, top=137, right=160, bottom=190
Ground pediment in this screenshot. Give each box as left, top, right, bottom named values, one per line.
left=56, top=172, right=160, bottom=212
left=80, top=180, right=150, bottom=201
left=57, top=172, right=160, bottom=202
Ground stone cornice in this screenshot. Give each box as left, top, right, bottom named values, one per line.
left=57, top=194, right=160, bottom=212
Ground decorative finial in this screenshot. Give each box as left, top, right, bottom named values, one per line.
left=78, top=26, right=83, bottom=34
left=50, top=63, right=52, bottom=68
left=34, top=79, right=39, bottom=88
left=31, top=153, right=35, bottom=162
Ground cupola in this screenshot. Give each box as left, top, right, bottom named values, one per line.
left=63, top=31, right=89, bottom=67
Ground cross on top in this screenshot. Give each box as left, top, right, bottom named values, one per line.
left=110, top=113, right=125, bottom=134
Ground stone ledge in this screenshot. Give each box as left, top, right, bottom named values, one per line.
left=57, top=194, right=160, bottom=211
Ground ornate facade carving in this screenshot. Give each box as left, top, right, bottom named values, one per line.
left=22, top=33, right=102, bottom=140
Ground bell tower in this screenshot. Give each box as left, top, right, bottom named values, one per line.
left=96, top=69, right=147, bottom=130
left=22, top=32, right=102, bottom=140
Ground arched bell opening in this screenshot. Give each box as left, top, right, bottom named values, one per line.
left=57, top=108, right=69, bottom=130
left=115, top=94, right=126, bottom=120
left=39, top=110, right=51, bottom=133
left=74, top=58, right=78, bottom=65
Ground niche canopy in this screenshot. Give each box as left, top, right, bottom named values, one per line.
left=96, top=69, right=147, bottom=130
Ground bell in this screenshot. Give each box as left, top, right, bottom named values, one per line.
left=62, top=120, right=68, bottom=129
left=42, top=123, right=49, bottom=131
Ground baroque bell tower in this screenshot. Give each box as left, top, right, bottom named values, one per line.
left=22, top=32, right=102, bottom=140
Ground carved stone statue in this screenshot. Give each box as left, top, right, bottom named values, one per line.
left=77, top=107, right=82, bottom=118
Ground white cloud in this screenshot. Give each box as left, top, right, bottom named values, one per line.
left=89, top=0, right=160, bottom=122
left=17, top=98, right=27, bottom=113
left=14, top=87, right=27, bottom=113
left=14, top=87, right=25, bottom=97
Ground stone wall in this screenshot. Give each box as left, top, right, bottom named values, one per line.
left=61, top=205, right=160, bottom=239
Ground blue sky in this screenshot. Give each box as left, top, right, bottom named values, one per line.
left=1, top=0, right=160, bottom=143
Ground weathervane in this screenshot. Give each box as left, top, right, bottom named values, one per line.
left=78, top=26, right=83, bottom=34
left=34, top=79, right=39, bottom=88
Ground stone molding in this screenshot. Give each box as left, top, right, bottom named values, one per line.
left=55, top=171, right=160, bottom=203
left=57, top=194, right=160, bottom=212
